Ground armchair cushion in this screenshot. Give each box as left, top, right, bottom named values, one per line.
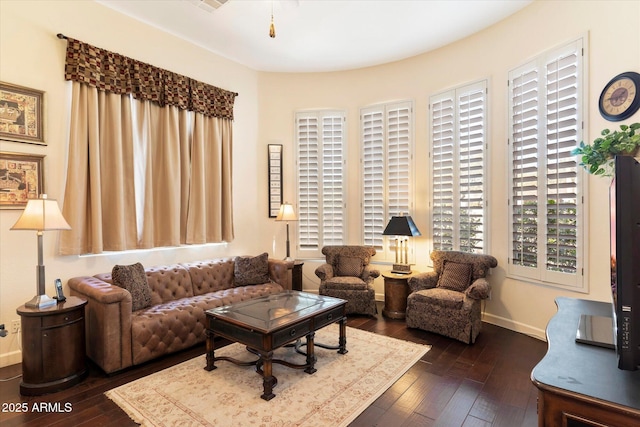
left=437, top=261, right=473, bottom=292
left=112, top=262, right=152, bottom=312
left=234, top=252, right=270, bottom=286
left=336, top=255, right=365, bottom=277
left=412, top=288, right=464, bottom=310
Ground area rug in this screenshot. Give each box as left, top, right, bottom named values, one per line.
left=106, top=324, right=430, bottom=427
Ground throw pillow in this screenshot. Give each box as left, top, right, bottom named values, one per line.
left=336, top=255, right=365, bottom=277
left=235, top=252, right=270, bottom=286
left=437, top=261, right=473, bottom=292
left=112, top=262, right=152, bottom=312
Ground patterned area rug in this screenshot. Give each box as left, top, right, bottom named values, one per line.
left=106, top=324, right=430, bottom=427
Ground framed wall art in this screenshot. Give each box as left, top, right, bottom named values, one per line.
left=268, top=144, right=283, bottom=218
left=0, top=82, right=45, bottom=145
left=0, top=152, right=44, bottom=209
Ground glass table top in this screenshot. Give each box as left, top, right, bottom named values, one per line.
left=206, top=291, right=345, bottom=332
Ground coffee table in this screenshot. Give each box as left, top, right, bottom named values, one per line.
left=204, top=290, right=347, bottom=400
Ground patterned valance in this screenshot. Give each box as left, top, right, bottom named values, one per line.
left=63, top=38, right=236, bottom=120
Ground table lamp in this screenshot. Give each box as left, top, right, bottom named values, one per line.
left=382, top=214, right=421, bottom=274
left=275, top=202, right=297, bottom=261
left=11, top=194, right=71, bottom=308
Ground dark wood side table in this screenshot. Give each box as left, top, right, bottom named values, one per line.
left=17, top=296, right=88, bottom=395
left=531, top=297, right=640, bottom=426
left=292, top=260, right=304, bottom=291
left=382, top=271, right=418, bottom=319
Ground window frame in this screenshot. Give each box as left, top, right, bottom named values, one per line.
left=294, top=109, right=347, bottom=259
left=507, top=37, right=588, bottom=292
left=360, top=100, right=415, bottom=262
left=429, top=80, right=489, bottom=254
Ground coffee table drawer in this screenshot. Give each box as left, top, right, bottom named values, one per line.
left=314, top=306, right=344, bottom=329
left=273, top=320, right=311, bottom=347
left=212, top=320, right=263, bottom=349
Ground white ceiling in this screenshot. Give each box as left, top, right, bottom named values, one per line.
left=96, top=0, right=533, bottom=73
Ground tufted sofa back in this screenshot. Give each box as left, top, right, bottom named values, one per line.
left=181, top=258, right=235, bottom=295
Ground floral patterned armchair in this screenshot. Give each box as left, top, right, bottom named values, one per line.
left=315, top=246, right=380, bottom=316
left=406, top=250, right=498, bottom=344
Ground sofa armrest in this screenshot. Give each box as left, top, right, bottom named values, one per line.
left=67, top=276, right=133, bottom=374
left=362, top=265, right=380, bottom=282
left=268, top=259, right=291, bottom=290
left=314, top=263, right=334, bottom=281
left=465, top=277, right=491, bottom=300
left=408, top=271, right=439, bottom=293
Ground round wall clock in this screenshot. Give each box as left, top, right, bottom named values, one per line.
left=598, top=71, right=640, bottom=121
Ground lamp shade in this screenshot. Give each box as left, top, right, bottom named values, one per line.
left=275, top=202, right=297, bottom=222
left=382, top=215, right=421, bottom=237
left=11, top=195, right=71, bottom=231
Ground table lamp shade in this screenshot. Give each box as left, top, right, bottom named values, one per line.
left=275, top=202, right=297, bottom=222
left=11, top=196, right=71, bottom=231
left=382, top=215, right=421, bottom=237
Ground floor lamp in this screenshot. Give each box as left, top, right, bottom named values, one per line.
left=275, top=202, right=297, bottom=261
left=11, top=194, right=71, bottom=309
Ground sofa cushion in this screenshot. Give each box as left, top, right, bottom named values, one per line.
left=412, top=288, right=464, bottom=310
left=112, top=263, right=152, bottom=311
left=437, top=261, right=473, bottom=292
left=234, top=252, right=270, bottom=286
left=335, top=255, right=364, bottom=277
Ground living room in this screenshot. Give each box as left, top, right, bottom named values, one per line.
left=0, top=0, right=638, bottom=423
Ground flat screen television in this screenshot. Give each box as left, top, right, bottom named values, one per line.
left=609, top=154, right=640, bottom=371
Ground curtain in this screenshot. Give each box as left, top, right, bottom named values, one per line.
left=59, top=38, right=235, bottom=255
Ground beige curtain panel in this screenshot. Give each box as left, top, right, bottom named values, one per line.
left=59, top=39, right=235, bottom=255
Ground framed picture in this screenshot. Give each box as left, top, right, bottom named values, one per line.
left=0, top=152, right=44, bottom=209
left=0, top=82, right=45, bottom=145
left=268, top=144, right=283, bottom=217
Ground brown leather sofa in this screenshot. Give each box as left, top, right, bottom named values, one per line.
left=68, top=256, right=291, bottom=374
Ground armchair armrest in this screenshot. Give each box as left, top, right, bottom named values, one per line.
left=67, top=276, right=133, bottom=374
left=465, top=277, right=491, bottom=300
left=408, top=271, right=438, bottom=293
left=268, top=258, right=291, bottom=290
left=362, top=265, right=380, bottom=282
left=314, top=263, right=334, bottom=281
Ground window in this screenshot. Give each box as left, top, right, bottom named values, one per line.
left=508, top=38, right=586, bottom=290
left=430, top=81, right=488, bottom=253
left=295, top=110, right=346, bottom=257
left=361, top=101, right=414, bottom=261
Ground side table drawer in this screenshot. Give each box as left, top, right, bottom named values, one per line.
left=42, top=309, right=84, bottom=328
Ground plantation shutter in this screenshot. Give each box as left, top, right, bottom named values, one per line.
left=361, top=107, right=385, bottom=249
left=430, top=81, right=487, bottom=253
left=431, top=92, right=455, bottom=251
left=508, top=38, right=584, bottom=290
left=361, top=101, right=413, bottom=259
left=296, top=111, right=345, bottom=257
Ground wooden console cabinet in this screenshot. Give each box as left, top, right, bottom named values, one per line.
left=17, top=296, right=88, bottom=395
left=531, top=297, right=640, bottom=426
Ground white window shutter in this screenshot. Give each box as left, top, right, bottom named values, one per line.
left=508, top=38, right=584, bottom=290
left=296, top=111, right=345, bottom=257
left=361, top=107, right=385, bottom=249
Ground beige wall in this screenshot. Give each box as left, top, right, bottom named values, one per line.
left=258, top=0, right=640, bottom=339
left=0, top=0, right=638, bottom=367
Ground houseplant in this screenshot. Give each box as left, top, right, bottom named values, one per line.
left=572, top=123, right=640, bottom=176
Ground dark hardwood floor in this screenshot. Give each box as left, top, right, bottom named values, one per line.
left=0, top=302, right=547, bottom=426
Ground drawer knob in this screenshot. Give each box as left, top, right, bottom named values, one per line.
left=327, top=314, right=333, bottom=321
left=64, top=316, right=70, bottom=321
left=289, top=329, right=296, bottom=337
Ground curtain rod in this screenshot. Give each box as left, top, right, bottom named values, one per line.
left=56, top=33, right=239, bottom=97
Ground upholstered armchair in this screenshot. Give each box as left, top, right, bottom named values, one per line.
left=406, top=250, right=498, bottom=344
left=315, top=246, right=380, bottom=316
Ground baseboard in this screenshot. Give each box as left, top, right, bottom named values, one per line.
left=482, top=312, right=547, bottom=342
left=0, top=350, right=21, bottom=368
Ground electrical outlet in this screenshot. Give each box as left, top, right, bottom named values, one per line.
left=11, top=320, right=20, bottom=334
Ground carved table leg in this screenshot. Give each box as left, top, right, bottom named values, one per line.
left=204, top=328, right=217, bottom=371
left=338, top=317, right=348, bottom=354
left=261, top=351, right=276, bottom=401
left=304, top=332, right=317, bottom=374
